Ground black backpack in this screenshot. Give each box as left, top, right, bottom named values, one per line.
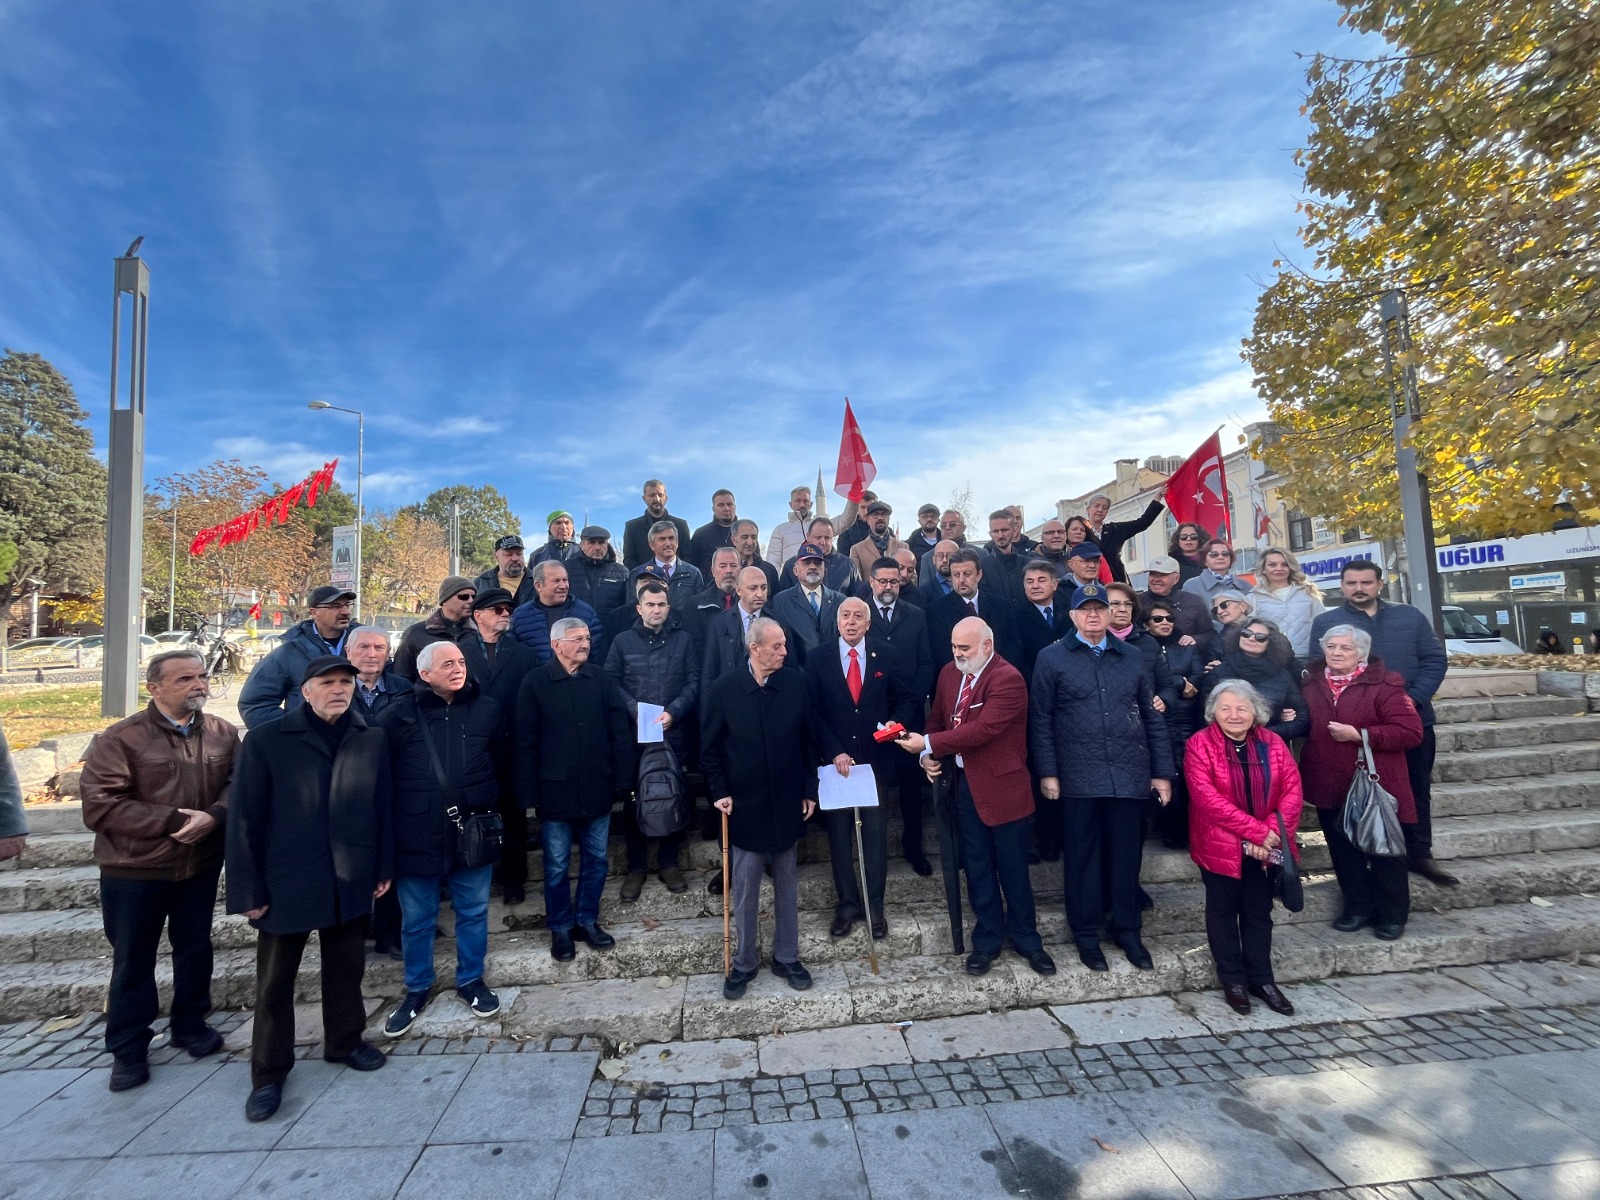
left=635, top=741, right=690, bottom=838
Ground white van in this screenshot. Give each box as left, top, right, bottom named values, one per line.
left=1442, top=606, right=1525, bottom=655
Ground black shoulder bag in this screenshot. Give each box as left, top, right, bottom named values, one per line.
left=416, top=714, right=503, bottom=870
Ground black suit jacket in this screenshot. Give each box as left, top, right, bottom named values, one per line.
left=868, top=600, right=935, bottom=704
left=804, top=636, right=919, bottom=771
left=686, top=520, right=736, bottom=578
left=927, top=589, right=1022, bottom=673
left=1013, top=600, right=1070, bottom=683
left=699, top=605, right=793, bottom=712
left=622, top=511, right=692, bottom=572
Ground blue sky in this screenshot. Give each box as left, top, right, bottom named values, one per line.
left=2, top=0, right=1364, bottom=544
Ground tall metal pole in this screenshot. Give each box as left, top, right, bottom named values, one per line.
left=1378, top=290, right=1442, bottom=635
left=448, top=500, right=461, bottom=575
left=355, top=412, right=365, bottom=621
left=167, top=499, right=179, bottom=632
left=104, top=245, right=149, bottom=717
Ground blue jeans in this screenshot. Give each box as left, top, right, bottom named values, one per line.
left=396, top=865, right=493, bottom=993
left=542, top=814, right=611, bottom=932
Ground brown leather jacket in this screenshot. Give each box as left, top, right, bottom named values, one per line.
left=81, top=704, right=238, bottom=881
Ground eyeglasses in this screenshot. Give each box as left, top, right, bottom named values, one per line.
left=316, top=600, right=354, bottom=610
left=454, top=592, right=475, bottom=602
left=489, top=605, right=513, bottom=616
left=1240, top=630, right=1270, bottom=643
left=1107, top=601, right=1134, bottom=610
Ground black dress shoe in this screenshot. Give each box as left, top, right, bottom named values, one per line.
left=1116, top=937, right=1154, bottom=970
left=1078, top=945, right=1109, bottom=972
left=723, top=967, right=758, bottom=1000
left=707, top=874, right=724, bottom=896
left=1411, top=858, right=1460, bottom=887
left=245, top=1083, right=282, bottom=1122
left=905, top=850, right=933, bottom=876
left=171, top=1026, right=223, bottom=1059
left=551, top=929, right=576, bottom=961
left=871, top=912, right=888, bottom=940
left=770, top=960, right=812, bottom=990
left=965, top=951, right=995, bottom=976
left=1222, top=983, right=1252, bottom=1014
left=109, top=1058, right=149, bottom=1092
left=335, top=1043, right=386, bottom=1071
left=502, top=884, right=526, bottom=906
left=830, top=912, right=856, bottom=938
left=1026, top=950, right=1056, bottom=976
left=1250, top=983, right=1294, bottom=1014
left=1332, top=912, right=1374, bottom=933
left=574, top=923, right=615, bottom=950
left=1374, top=922, right=1405, bottom=941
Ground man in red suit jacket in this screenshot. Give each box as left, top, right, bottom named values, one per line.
left=896, top=616, right=1055, bottom=978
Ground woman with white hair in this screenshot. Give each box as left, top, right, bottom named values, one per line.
left=1186, top=679, right=1303, bottom=1015
left=1299, top=623, right=1424, bottom=941
left=1248, top=547, right=1325, bottom=658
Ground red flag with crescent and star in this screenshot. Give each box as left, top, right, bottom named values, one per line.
left=833, top=398, right=877, bottom=503
left=1164, top=432, right=1232, bottom=541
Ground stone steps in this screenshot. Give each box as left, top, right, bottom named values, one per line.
left=6, top=889, right=1598, bottom=1037
left=1432, top=771, right=1600, bottom=816
left=1433, top=715, right=1599, bottom=753
left=1433, top=694, right=1580, bottom=723
left=1433, top=742, right=1600, bottom=783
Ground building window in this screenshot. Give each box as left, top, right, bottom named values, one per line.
left=1287, top=512, right=1313, bottom=552
left=1340, top=525, right=1362, bottom=544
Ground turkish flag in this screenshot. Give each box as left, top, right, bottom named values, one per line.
left=833, top=399, right=877, bottom=503
left=1164, top=432, right=1232, bottom=540
left=249, top=601, right=262, bottom=621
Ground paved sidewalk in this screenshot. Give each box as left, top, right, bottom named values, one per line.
left=3, top=962, right=1600, bottom=1198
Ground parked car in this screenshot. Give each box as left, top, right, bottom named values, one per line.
left=1443, top=605, right=1525, bottom=655
left=7, top=637, right=72, bottom=666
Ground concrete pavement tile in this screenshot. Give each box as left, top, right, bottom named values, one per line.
left=758, top=1023, right=909, bottom=1076
left=397, top=1141, right=569, bottom=1199
left=621, top=1037, right=756, bottom=1084
left=1048, top=995, right=1213, bottom=1046
left=984, top=1093, right=1189, bottom=1199
left=902, top=1009, right=1074, bottom=1061
left=1443, top=961, right=1600, bottom=1009
left=1491, top=1160, right=1600, bottom=1200
left=853, top=1106, right=1015, bottom=1199
left=0, top=1158, right=102, bottom=1200
left=276, top=1056, right=471, bottom=1149
left=1230, top=1069, right=1480, bottom=1186
left=3, top=1062, right=219, bottom=1160
left=0, top=1066, right=83, bottom=1131
left=121, top=1061, right=343, bottom=1155
left=1110, top=1081, right=1338, bottom=1200
left=713, top=1119, right=869, bottom=1199
left=76, top=1150, right=268, bottom=1199
left=1325, top=970, right=1498, bottom=1019
left=1345, top=1060, right=1600, bottom=1171
left=551, top=1130, right=714, bottom=1200
left=1468, top=1049, right=1600, bottom=1128
left=1174, top=983, right=1368, bottom=1034
left=240, top=1146, right=421, bottom=1199
left=429, top=1051, right=598, bottom=1144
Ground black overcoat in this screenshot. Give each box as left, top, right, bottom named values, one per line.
left=700, top=665, right=816, bottom=854
left=514, top=660, right=633, bottom=821
left=225, top=705, right=392, bottom=935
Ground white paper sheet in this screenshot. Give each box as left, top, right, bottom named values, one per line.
left=817, top=763, right=878, bottom=810
left=637, top=703, right=665, bottom=743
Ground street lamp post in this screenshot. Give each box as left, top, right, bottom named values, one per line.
left=308, top=401, right=365, bottom=620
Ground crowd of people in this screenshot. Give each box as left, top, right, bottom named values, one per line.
left=63, top=476, right=1454, bottom=1123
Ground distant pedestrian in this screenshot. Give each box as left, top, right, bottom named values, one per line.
left=81, top=650, right=237, bottom=1092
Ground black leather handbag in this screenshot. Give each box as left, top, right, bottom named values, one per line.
left=417, top=715, right=503, bottom=870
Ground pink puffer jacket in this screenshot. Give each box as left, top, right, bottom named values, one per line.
left=1185, top=723, right=1303, bottom=879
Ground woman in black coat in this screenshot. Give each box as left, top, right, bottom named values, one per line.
left=1201, top=617, right=1310, bottom=743
left=1145, top=598, right=1206, bottom=847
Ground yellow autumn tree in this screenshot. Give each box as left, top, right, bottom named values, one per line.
left=1244, top=0, right=1600, bottom=539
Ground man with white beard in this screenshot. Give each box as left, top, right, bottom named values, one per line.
left=895, top=617, right=1054, bottom=979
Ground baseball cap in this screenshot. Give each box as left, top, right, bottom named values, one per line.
left=308, top=585, right=357, bottom=608
left=634, top=565, right=668, bottom=583
left=301, top=655, right=358, bottom=684
left=1147, top=555, right=1181, bottom=574
left=798, top=542, right=827, bottom=561
left=580, top=525, right=610, bottom=541
left=1069, top=583, right=1110, bottom=610
left=1068, top=543, right=1103, bottom=560
left=494, top=534, right=524, bottom=552
left=472, top=587, right=515, bottom=612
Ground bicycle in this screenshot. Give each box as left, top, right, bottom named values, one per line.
left=180, top=613, right=247, bottom=697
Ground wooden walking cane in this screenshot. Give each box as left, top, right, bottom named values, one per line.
left=721, top=810, right=732, bottom=975
left=852, top=807, right=879, bottom=975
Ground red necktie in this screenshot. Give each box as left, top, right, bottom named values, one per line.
left=847, top=648, right=862, bottom=703
left=954, top=673, right=973, bottom=725
left=724, top=594, right=734, bottom=609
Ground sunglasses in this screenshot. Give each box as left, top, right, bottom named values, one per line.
left=1211, top=604, right=1237, bottom=615
left=1241, top=630, right=1270, bottom=643
left=1146, top=615, right=1174, bottom=624
left=488, top=605, right=513, bottom=616
left=454, top=592, right=475, bottom=602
